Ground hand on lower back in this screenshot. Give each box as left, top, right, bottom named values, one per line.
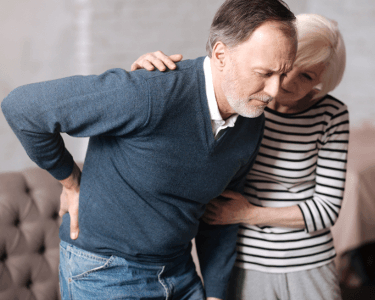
left=59, top=162, right=81, bottom=240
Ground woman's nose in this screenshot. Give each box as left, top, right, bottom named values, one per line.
left=281, top=74, right=296, bottom=92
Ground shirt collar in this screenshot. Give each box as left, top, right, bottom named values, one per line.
left=203, top=56, right=239, bottom=127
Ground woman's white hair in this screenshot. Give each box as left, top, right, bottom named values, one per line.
left=294, top=14, right=346, bottom=99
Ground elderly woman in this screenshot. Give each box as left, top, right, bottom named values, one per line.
left=132, top=14, right=348, bottom=300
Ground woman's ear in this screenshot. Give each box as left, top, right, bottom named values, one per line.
left=313, top=83, right=323, bottom=91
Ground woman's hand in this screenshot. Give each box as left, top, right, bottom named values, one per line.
left=202, top=190, right=260, bottom=225
left=202, top=190, right=306, bottom=228
left=130, top=51, right=182, bottom=71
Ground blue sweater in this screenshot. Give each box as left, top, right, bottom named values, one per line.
left=2, top=57, right=264, bottom=298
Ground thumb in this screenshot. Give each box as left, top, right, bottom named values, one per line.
left=69, top=207, right=80, bottom=240
left=130, top=63, right=140, bottom=72
left=220, top=190, right=237, bottom=199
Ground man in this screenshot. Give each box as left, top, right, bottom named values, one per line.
left=1, top=0, right=296, bottom=299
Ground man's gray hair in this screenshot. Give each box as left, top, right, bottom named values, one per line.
left=206, top=0, right=297, bottom=57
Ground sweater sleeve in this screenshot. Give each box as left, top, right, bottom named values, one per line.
left=195, top=126, right=263, bottom=299
left=1, top=69, right=150, bottom=180
left=298, top=104, right=349, bottom=233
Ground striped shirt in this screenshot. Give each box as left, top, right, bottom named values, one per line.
left=235, top=95, right=349, bottom=273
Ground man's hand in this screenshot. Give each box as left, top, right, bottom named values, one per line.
left=202, top=190, right=260, bottom=225
left=130, top=51, right=182, bottom=71
left=59, top=162, right=81, bottom=240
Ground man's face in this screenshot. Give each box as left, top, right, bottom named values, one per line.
left=221, top=21, right=296, bottom=118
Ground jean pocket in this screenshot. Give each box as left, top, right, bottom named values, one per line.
left=66, top=245, right=115, bottom=280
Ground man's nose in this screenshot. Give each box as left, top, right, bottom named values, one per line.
left=264, top=76, right=281, bottom=99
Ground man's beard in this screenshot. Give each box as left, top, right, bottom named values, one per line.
left=226, top=93, right=268, bottom=118
left=222, top=61, right=272, bottom=118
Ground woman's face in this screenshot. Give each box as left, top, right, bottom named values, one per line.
left=275, top=63, right=325, bottom=105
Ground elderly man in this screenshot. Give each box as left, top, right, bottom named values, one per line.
left=1, top=0, right=296, bottom=299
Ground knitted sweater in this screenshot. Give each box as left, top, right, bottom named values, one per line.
left=2, top=57, right=265, bottom=298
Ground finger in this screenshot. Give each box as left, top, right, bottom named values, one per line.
left=208, top=198, right=225, bottom=208
left=202, top=215, right=219, bottom=225
left=147, top=57, right=168, bottom=71
left=153, top=51, right=179, bottom=70
left=202, top=215, right=214, bottom=224
left=59, top=193, right=68, bottom=217
left=169, top=54, right=183, bottom=62
left=69, top=206, right=80, bottom=240
left=205, top=201, right=218, bottom=211
left=142, top=60, right=157, bottom=71
left=220, top=190, right=237, bottom=199
left=130, top=62, right=140, bottom=71
left=59, top=208, right=68, bottom=218
left=203, top=207, right=217, bottom=220
left=160, top=54, right=181, bottom=70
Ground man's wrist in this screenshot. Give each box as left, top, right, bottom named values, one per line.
left=59, top=162, right=81, bottom=190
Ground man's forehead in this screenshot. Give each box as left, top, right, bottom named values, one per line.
left=251, top=57, right=294, bottom=73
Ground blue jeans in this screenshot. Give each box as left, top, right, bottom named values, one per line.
left=59, top=241, right=205, bottom=300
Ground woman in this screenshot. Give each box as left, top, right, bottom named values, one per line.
left=132, top=14, right=348, bottom=300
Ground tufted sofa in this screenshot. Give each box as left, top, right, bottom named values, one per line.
left=0, top=167, right=62, bottom=300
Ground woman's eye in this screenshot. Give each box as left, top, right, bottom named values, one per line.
left=302, top=73, right=313, bottom=80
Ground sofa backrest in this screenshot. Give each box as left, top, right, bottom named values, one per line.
left=0, top=167, right=62, bottom=300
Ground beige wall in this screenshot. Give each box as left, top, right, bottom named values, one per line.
left=1, top=0, right=374, bottom=173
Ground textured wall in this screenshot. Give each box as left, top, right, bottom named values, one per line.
left=1, top=0, right=374, bottom=173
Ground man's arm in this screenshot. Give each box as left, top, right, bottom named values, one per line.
left=195, top=134, right=263, bottom=299
left=1, top=69, right=149, bottom=178
left=195, top=221, right=239, bottom=300
left=1, top=69, right=150, bottom=239
left=195, top=165, right=249, bottom=300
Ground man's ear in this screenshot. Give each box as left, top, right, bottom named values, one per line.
left=211, top=41, right=227, bottom=71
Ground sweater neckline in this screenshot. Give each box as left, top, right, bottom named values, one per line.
left=265, top=96, right=327, bottom=117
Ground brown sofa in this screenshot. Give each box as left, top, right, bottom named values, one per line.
left=0, top=167, right=62, bottom=300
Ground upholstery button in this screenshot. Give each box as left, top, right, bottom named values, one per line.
left=38, top=245, right=46, bottom=254
left=14, top=218, right=20, bottom=227
left=52, top=211, right=59, bottom=220
left=0, top=252, right=7, bottom=262
left=26, top=279, right=32, bottom=289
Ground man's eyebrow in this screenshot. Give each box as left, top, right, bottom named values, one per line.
left=254, top=68, right=275, bottom=72
left=281, top=64, right=294, bottom=73
left=255, top=66, right=292, bottom=73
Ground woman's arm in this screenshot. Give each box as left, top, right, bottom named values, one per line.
left=202, top=190, right=305, bottom=228
left=203, top=103, right=349, bottom=231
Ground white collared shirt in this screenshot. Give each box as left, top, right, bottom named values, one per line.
left=203, top=57, right=239, bottom=139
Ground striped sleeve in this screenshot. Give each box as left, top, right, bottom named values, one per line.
left=298, top=103, right=349, bottom=233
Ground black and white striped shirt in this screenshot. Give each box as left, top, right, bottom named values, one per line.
left=236, top=95, right=349, bottom=273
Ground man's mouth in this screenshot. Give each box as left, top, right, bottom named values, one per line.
left=250, top=96, right=273, bottom=105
